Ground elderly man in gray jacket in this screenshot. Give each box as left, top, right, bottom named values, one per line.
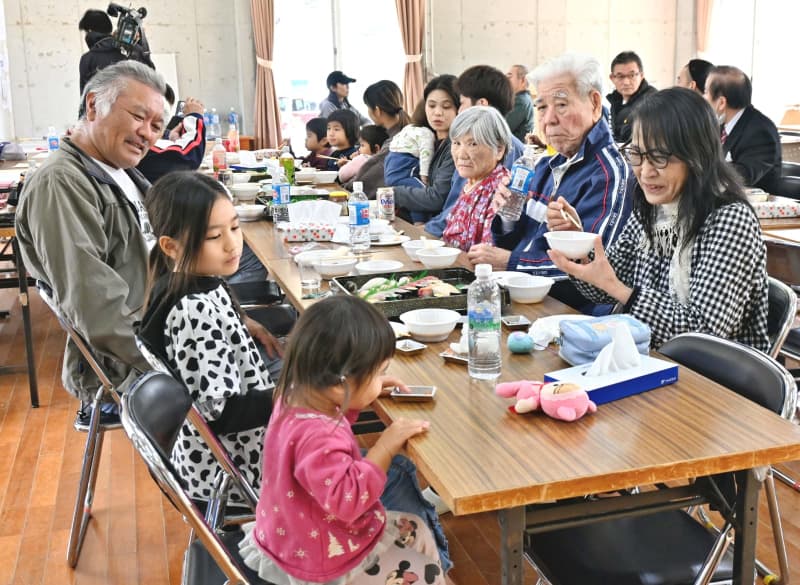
left=16, top=61, right=166, bottom=427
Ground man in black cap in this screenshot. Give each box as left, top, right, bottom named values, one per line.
left=319, top=70, right=370, bottom=125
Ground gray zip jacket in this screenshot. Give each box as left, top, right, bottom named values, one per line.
left=16, top=138, right=151, bottom=403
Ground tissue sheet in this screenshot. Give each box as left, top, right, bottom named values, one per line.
left=544, top=356, right=678, bottom=405
left=585, top=323, right=641, bottom=377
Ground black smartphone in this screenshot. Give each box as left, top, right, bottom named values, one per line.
left=391, top=385, right=437, bottom=402
left=175, top=100, right=186, bottom=117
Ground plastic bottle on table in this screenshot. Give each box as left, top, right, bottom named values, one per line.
left=467, top=264, right=502, bottom=380
left=271, top=167, right=291, bottom=223
left=499, top=144, right=538, bottom=222
left=227, top=123, right=240, bottom=152
left=348, top=181, right=370, bottom=252
left=210, top=107, right=222, bottom=140
left=47, top=126, right=59, bottom=152
left=212, top=138, right=227, bottom=175
left=280, top=145, right=295, bottom=185
left=228, top=107, right=239, bottom=126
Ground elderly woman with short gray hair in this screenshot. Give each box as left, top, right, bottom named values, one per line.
left=442, top=106, right=513, bottom=251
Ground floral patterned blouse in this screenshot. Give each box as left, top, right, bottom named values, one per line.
left=442, top=163, right=509, bottom=251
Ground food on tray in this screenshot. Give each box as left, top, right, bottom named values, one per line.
left=356, top=273, right=467, bottom=302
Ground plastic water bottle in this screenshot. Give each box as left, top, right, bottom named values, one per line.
left=227, top=123, right=240, bottom=152
left=499, top=144, right=538, bottom=222
left=280, top=145, right=295, bottom=185
left=467, top=264, right=502, bottom=380
left=203, top=108, right=212, bottom=133
left=228, top=107, right=239, bottom=126
left=212, top=138, right=227, bottom=174
left=210, top=108, right=222, bottom=140
left=47, top=126, right=59, bottom=152
left=271, top=168, right=291, bottom=223
left=348, top=181, right=370, bottom=252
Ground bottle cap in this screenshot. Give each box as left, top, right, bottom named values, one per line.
left=48, top=126, right=56, bottom=135
left=353, top=181, right=364, bottom=192
left=475, top=264, right=492, bottom=278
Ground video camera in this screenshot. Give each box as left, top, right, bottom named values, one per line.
left=107, top=3, right=147, bottom=57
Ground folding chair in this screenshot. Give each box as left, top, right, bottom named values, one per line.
left=121, top=371, right=272, bottom=585
left=37, top=283, right=123, bottom=567
left=525, top=333, right=797, bottom=585
left=767, top=276, right=797, bottom=359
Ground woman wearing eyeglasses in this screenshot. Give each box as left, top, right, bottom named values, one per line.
left=547, top=87, right=769, bottom=351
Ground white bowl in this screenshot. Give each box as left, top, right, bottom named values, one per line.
left=313, top=170, right=339, bottom=184
left=313, top=257, right=358, bottom=279
left=235, top=204, right=266, bottom=221
left=401, top=239, right=445, bottom=262
left=231, top=172, right=252, bottom=184
left=415, top=247, right=461, bottom=269
left=399, top=308, right=461, bottom=342
left=355, top=260, right=404, bottom=275
left=544, top=231, right=596, bottom=258
left=504, top=275, right=554, bottom=304
left=231, top=182, right=261, bottom=203
left=294, top=249, right=344, bottom=266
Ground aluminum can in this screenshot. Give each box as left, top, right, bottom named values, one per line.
left=377, top=187, right=395, bottom=221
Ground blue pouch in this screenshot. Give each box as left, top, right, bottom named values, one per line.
left=558, top=314, right=651, bottom=365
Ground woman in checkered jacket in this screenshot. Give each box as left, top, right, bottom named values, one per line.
left=546, top=87, right=769, bottom=352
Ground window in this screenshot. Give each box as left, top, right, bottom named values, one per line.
left=273, top=0, right=405, bottom=154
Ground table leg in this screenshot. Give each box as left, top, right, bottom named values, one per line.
left=732, top=469, right=759, bottom=585
left=13, top=238, right=38, bottom=407
left=498, top=506, right=525, bottom=585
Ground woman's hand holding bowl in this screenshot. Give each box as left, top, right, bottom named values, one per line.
left=547, top=237, right=633, bottom=304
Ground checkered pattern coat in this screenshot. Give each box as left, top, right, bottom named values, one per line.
left=573, top=201, right=770, bottom=352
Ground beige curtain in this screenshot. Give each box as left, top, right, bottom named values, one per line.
left=251, top=0, right=282, bottom=148
left=395, top=0, right=425, bottom=114
left=696, top=0, right=713, bottom=53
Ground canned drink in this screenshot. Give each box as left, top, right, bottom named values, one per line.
left=377, top=187, right=395, bottom=221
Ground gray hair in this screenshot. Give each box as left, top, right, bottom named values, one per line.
left=80, top=60, right=168, bottom=122
left=528, top=52, right=603, bottom=98
left=449, top=105, right=513, bottom=160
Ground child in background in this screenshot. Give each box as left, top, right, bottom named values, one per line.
left=238, top=295, right=446, bottom=584
left=384, top=100, right=435, bottom=188
left=139, top=171, right=280, bottom=504
left=300, top=117, right=332, bottom=170
left=338, top=124, right=389, bottom=184
left=325, top=109, right=359, bottom=171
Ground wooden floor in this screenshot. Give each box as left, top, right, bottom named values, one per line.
left=1, top=288, right=799, bottom=585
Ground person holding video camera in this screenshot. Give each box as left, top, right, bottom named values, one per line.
left=78, top=4, right=154, bottom=93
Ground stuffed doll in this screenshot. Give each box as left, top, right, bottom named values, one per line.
left=495, top=380, right=596, bottom=421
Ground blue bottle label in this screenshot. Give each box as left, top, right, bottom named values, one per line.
left=48, top=136, right=59, bottom=151
left=348, top=201, right=370, bottom=226
left=272, top=183, right=291, bottom=204
left=509, top=164, right=534, bottom=194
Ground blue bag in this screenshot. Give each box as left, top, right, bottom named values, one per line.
left=558, top=314, right=651, bottom=366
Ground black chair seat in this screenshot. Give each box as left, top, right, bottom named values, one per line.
left=186, top=530, right=277, bottom=585
left=526, top=510, right=733, bottom=585
left=230, top=280, right=284, bottom=307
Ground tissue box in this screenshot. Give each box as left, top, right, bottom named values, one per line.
left=544, top=356, right=678, bottom=405
left=278, top=222, right=336, bottom=242
left=751, top=195, right=800, bottom=219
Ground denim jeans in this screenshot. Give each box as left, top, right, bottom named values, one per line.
left=381, top=454, right=453, bottom=573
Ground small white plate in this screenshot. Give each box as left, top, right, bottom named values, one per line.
left=371, top=235, right=411, bottom=247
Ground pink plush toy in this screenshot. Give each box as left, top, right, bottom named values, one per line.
left=495, top=380, right=597, bottom=422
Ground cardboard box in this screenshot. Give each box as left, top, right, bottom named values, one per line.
left=544, top=356, right=678, bottom=406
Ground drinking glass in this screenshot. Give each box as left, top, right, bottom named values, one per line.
left=298, top=260, right=321, bottom=298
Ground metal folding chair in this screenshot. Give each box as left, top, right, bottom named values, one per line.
left=37, top=283, right=122, bottom=567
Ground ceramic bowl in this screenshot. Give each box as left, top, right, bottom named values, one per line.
left=401, top=239, right=445, bottom=262
left=234, top=204, right=266, bottom=221
left=415, top=247, right=461, bottom=269
left=313, top=257, right=358, bottom=279
left=399, top=308, right=461, bottom=342
left=231, top=183, right=260, bottom=203
left=231, top=172, right=252, bottom=184
left=313, top=170, right=339, bottom=184
left=355, top=260, right=404, bottom=275
left=503, top=275, right=554, bottom=304
left=544, top=231, right=596, bottom=258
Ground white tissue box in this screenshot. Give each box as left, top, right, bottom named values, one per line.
left=544, top=356, right=678, bottom=405
left=277, top=222, right=336, bottom=242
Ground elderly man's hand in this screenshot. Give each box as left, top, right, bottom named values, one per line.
left=546, top=196, right=582, bottom=231
left=547, top=236, right=632, bottom=304
left=491, top=177, right=514, bottom=213
left=182, top=97, right=204, bottom=116
left=467, top=243, right=511, bottom=271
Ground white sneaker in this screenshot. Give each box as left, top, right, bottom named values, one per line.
left=422, top=487, right=450, bottom=515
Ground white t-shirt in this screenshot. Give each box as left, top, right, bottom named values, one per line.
left=93, top=159, right=155, bottom=248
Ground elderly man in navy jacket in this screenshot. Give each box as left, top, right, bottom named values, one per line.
left=474, top=52, right=632, bottom=311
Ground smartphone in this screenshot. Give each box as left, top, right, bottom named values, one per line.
left=175, top=100, right=186, bottom=117
left=391, top=385, right=437, bottom=402
left=502, top=315, right=532, bottom=331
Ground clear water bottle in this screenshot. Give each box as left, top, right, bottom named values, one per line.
left=203, top=108, right=212, bottom=133
left=348, top=181, right=370, bottom=252
left=47, top=126, right=59, bottom=152
left=210, top=107, right=222, bottom=140
left=499, top=144, right=538, bottom=222
left=271, top=168, right=291, bottom=223
left=467, top=264, right=502, bottom=380
left=228, top=107, right=239, bottom=126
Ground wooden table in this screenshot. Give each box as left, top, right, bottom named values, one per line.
left=243, top=218, right=800, bottom=585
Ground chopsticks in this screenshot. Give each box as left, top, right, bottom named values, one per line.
left=315, top=154, right=343, bottom=161
left=560, top=208, right=582, bottom=230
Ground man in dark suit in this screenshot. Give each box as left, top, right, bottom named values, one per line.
left=704, top=65, right=781, bottom=193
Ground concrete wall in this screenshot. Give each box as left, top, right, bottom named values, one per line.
left=3, top=0, right=256, bottom=139
left=429, top=0, right=695, bottom=96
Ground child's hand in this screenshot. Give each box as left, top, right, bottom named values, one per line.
left=379, top=375, right=409, bottom=396
left=366, top=418, right=430, bottom=471
left=421, top=175, right=429, bottom=185
left=336, top=156, right=348, bottom=167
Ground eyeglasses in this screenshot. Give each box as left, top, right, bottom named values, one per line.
left=621, top=146, right=673, bottom=169
left=611, top=72, right=641, bottom=82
